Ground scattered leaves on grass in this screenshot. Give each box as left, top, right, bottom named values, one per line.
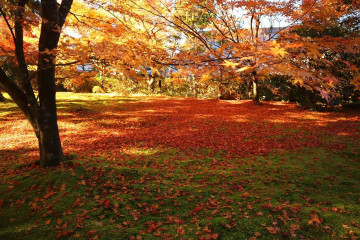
left=0, top=94, right=359, bottom=239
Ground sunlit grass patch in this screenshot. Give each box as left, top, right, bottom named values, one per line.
left=121, top=147, right=159, bottom=156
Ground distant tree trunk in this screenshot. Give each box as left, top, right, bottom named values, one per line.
left=191, top=75, right=198, bottom=97
left=193, top=83, right=198, bottom=98
left=246, top=80, right=252, bottom=98
left=158, top=79, right=162, bottom=91
left=252, top=80, right=259, bottom=102
left=252, top=71, right=259, bottom=102
left=148, top=77, right=156, bottom=92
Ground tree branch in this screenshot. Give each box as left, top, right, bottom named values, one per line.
left=267, top=0, right=318, bottom=41
left=0, top=66, right=37, bottom=128
left=0, top=7, right=16, bottom=45
left=58, top=0, right=74, bottom=28
left=14, top=0, right=41, bottom=121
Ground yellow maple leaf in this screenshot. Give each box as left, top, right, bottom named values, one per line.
left=221, top=60, right=240, bottom=69
left=150, top=67, right=159, bottom=75
left=293, top=78, right=304, bottom=87
left=236, top=66, right=255, bottom=73
left=240, top=56, right=254, bottom=61
left=271, top=45, right=288, bottom=57
left=200, top=74, right=211, bottom=82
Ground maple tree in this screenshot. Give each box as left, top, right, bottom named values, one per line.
left=126, top=0, right=359, bottom=102
left=53, top=0, right=170, bottom=93
left=0, top=0, right=73, bottom=167
left=288, top=0, right=360, bottom=102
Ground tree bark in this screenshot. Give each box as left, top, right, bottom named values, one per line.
left=37, top=64, right=64, bottom=167
left=38, top=119, right=64, bottom=167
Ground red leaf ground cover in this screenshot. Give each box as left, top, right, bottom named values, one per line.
left=0, top=96, right=359, bottom=167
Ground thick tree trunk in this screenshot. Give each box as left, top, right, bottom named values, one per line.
left=37, top=61, right=64, bottom=167
left=37, top=0, right=68, bottom=167
left=38, top=119, right=64, bottom=167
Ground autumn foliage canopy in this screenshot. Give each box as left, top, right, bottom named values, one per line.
left=1, top=0, right=359, bottom=100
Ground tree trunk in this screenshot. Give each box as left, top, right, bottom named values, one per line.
left=38, top=119, right=64, bottom=167
left=36, top=0, right=69, bottom=167
left=37, top=62, right=64, bottom=167
left=193, top=84, right=198, bottom=98
left=149, top=77, right=156, bottom=92
left=246, top=80, right=252, bottom=98
left=192, top=76, right=198, bottom=97
left=252, top=80, right=259, bottom=102
left=252, top=71, right=259, bottom=102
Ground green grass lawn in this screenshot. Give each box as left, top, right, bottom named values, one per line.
left=0, top=93, right=359, bottom=239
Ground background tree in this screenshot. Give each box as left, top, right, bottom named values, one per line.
left=52, top=0, right=171, bottom=94
left=127, top=0, right=359, bottom=103
left=286, top=0, right=360, bottom=104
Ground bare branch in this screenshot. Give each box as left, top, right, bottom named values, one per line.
left=267, top=0, right=318, bottom=41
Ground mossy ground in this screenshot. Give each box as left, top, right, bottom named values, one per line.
left=0, top=93, right=359, bottom=239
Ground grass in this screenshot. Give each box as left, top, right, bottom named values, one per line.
left=0, top=92, right=359, bottom=239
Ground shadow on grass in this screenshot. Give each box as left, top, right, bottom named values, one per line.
left=0, top=144, right=359, bottom=239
